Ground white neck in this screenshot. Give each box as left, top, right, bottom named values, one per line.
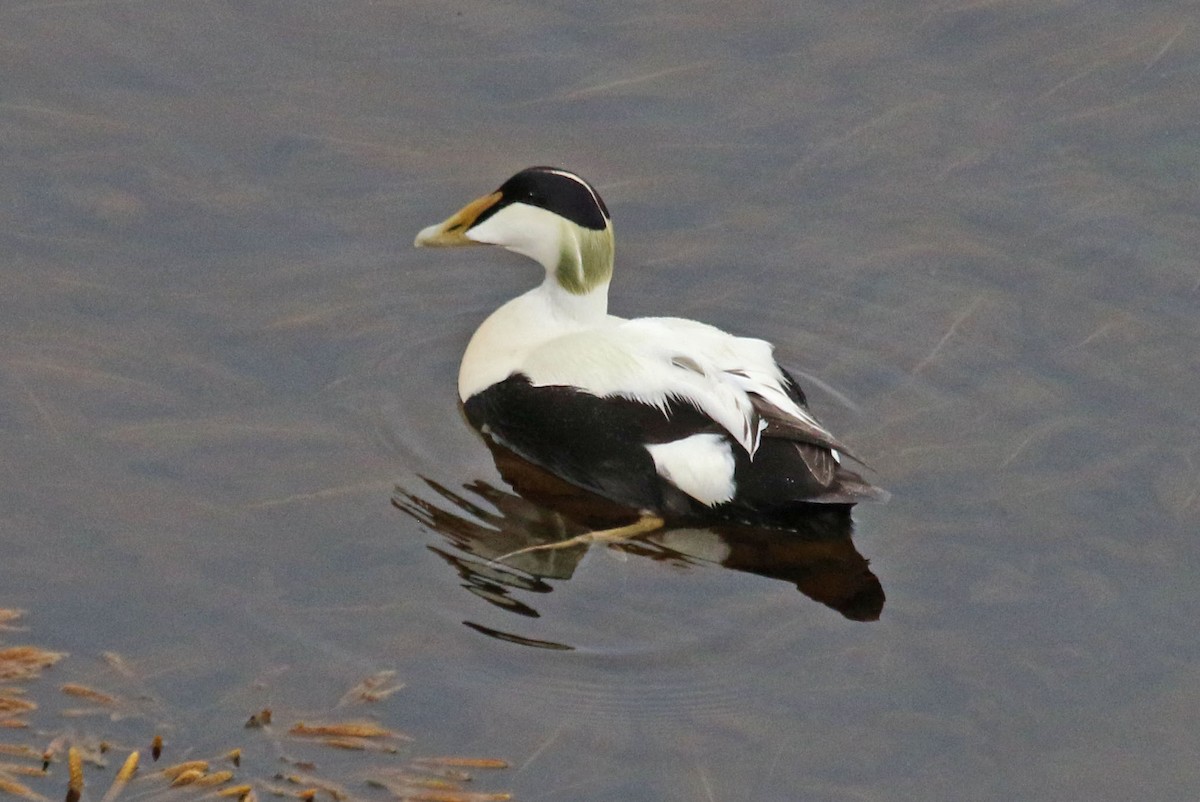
left=541, top=271, right=609, bottom=324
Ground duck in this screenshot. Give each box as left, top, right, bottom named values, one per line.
left=414, top=166, right=884, bottom=536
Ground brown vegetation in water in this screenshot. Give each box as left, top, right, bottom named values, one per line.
left=0, top=610, right=512, bottom=802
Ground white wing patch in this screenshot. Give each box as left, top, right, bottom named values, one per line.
left=519, top=315, right=839, bottom=459
left=646, top=434, right=737, bottom=507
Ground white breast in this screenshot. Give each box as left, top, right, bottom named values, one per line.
left=457, top=279, right=612, bottom=401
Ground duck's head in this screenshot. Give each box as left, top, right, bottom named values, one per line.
left=414, top=166, right=614, bottom=295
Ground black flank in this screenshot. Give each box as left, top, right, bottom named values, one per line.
left=463, top=374, right=871, bottom=521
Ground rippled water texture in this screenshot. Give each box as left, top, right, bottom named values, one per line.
left=3, top=1, right=1199, bottom=800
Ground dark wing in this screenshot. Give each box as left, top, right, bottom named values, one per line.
left=726, top=367, right=885, bottom=509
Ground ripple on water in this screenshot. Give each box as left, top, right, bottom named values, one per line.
left=394, top=456, right=884, bottom=734
left=452, top=617, right=782, bottom=733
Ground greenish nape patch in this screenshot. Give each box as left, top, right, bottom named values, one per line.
left=555, top=222, right=614, bottom=295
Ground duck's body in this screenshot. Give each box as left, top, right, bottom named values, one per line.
left=416, top=167, right=883, bottom=523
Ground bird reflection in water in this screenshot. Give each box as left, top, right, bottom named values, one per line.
left=394, top=442, right=884, bottom=646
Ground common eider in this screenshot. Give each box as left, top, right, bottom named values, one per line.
left=414, top=167, right=883, bottom=533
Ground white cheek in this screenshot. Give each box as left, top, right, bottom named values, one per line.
left=468, top=204, right=563, bottom=271
left=645, top=433, right=737, bottom=507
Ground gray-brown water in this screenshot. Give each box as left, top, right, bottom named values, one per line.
left=3, top=1, right=1199, bottom=799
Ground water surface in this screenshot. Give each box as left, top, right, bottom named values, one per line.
left=3, top=1, right=1199, bottom=799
